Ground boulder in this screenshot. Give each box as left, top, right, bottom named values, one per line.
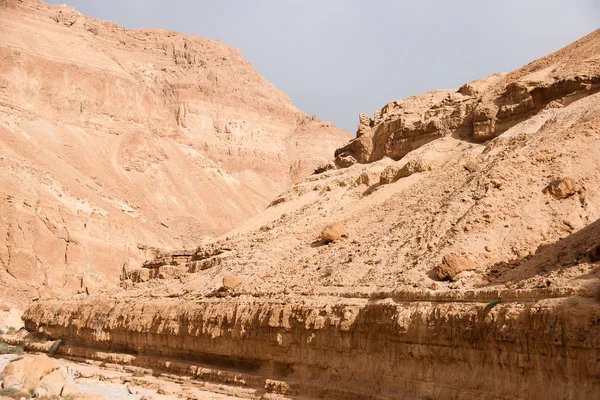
left=2, top=355, right=57, bottom=391
left=379, top=158, right=435, bottom=185
left=463, top=159, right=480, bottom=173
left=34, top=369, right=66, bottom=398
left=222, top=275, right=244, bottom=291
left=543, top=178, right=580, bottom=199
left=320, top=222, right=348, bottom=242
left=436, top=254, right=476, bottom=281
left=379, top=165, right=404, bottom=185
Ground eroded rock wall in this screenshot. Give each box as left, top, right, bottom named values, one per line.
left=23, top=294, right=600, bottom=399
left=0, top=0, right=350, bottom=305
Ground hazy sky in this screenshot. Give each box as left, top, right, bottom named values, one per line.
left=47, top=1, right=599, bottom=133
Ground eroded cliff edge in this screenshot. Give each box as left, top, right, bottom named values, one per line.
left=334, top=29, right=600, bottom=167
left=21, top=291, right=600, bottom=399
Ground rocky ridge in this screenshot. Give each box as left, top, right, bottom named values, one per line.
left=335, top=29, right=600, bottom=166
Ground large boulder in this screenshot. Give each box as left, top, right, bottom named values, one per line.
left=320, top=222, right=348, bottom=242
left=436, top=254, right=477, bottom=281
left=34, top=369, right=67, bottom=398
left=2, top=354, right=57, bottom=390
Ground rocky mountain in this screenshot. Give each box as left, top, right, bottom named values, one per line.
left=0, top=0, right=350, bottom=305
left=14, top=29, right=600, bottom=399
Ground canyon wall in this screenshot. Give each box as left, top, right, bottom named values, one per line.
left=0, top=0, right=350, bottom=306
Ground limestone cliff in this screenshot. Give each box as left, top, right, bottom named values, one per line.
left=5, top=4, right=600, bottom=399
left=0, top=0, right=351, bottom=305
left=15, top=28, right=600, bottom=399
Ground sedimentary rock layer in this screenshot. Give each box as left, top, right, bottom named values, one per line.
left=23, top=292, right=600, bottom=399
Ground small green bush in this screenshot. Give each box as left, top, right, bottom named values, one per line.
left=0, top=342, right=24, bottom=355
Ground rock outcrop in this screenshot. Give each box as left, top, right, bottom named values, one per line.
left=0, top=0, right=350, bottom=306
left=21, top=293, right=600, bottom=399
left=335, top=29, right=600, bottom=167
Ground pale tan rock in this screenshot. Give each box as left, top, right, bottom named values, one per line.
left=463, top=159, right=480, bottom=173
left=0, top=0, right=350, bottom=306
left=5, top=6, right=600, bottom=400
left=320, top=222, right=348, bottom=241
left=2, top=355, right=57, bottom=390
left=222, top=275, right=244, bottom=291
left=379, top=159, right=425, bottom=185
left=335, top=29, right=600, bottom=164
left=379, top=165, right=405, bottom=185
left=436, top=254, right=477, bottom=281
left=35, top=369, right=66, bottom=398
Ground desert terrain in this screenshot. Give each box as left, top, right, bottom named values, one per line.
left=1, top=0, right=600, bottom=399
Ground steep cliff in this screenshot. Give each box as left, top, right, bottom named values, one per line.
left=0, top=0, right=350, bottom=306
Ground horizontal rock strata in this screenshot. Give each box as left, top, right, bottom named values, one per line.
left=22, top=292, right=600, bottom=399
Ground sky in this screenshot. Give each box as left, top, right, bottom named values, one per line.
left=46, top=1, right=600, bottom=134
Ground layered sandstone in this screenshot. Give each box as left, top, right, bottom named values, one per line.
left=0, top=0, right=350, bottom=306
left=21, top=291, right=600, bottom=399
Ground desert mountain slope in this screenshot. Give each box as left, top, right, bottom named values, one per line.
left=113, top=29, right=600, bottom=299
left=0, top=0, right=350, bottom=306
left=18, top=30, right=600, bottom=399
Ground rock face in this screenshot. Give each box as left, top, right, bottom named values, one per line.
left=0, top=0, right=350, bottom=305
left=22, top=295, right=600, bottom=399
left=5, top=3, right=600, bottom=399
left=335, top=29, right=600, bottom=166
